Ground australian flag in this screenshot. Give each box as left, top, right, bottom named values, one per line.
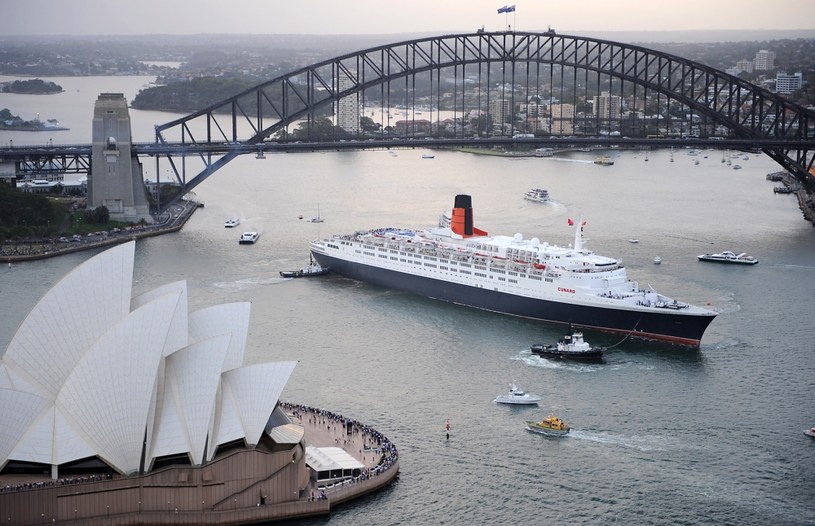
left=497, top=4, right=516, bottom=13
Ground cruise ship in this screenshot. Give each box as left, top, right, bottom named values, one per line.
left=309, top=195, right=717, bottom=346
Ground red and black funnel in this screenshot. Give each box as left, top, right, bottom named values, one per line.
left=451, top=194, right=488, bottom=237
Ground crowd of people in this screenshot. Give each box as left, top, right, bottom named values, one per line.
left=0, top=473, right=112, bottom=494
left=279, top=401, right=399, bottom=489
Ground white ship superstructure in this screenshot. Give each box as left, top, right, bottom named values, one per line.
left=310, top=195, right=716, bottom=346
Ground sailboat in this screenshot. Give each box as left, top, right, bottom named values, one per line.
left=310, top=204, right=324, bottom=223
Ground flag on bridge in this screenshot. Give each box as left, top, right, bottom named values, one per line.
left=497, top=5, right=516, bottom=14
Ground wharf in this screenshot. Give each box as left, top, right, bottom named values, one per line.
left=767, top=171, right=815, bottom=225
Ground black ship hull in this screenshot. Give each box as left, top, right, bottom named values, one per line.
left=311, top=251, right=715, bottom=346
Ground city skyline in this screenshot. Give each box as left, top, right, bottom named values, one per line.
left=4, top=0, right=813, bottom=36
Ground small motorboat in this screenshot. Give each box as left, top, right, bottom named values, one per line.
left=494, top=384, right=541, bottom=405
left=653, top=255, right=662, bottom=265
left=279, top=260, right=330, bottom=278
left=804, top=427, right=815, bottom=439
left=224, top=218, right=240, bottom=228
left=238, top=232, right=259, bottom=244
left=531, top=331, right=604, bottom=361
left=628, top=239, right=639, bottom=244
left=525, top=415, right=570, bottom=436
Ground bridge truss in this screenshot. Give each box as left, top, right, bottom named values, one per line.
left=152, top=31, right=815, bottom=201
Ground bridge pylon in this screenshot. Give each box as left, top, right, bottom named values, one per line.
left=90, top=93, right=152, bottom=223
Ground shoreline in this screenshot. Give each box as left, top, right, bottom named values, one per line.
left=2, top=200, right=200, bottom=263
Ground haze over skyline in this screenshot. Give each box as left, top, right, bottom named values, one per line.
left=4, top=0, right=814, bottom=36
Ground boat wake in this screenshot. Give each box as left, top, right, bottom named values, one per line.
left=568, top=430, right=676, bottom=452
left=213, top=277, right=283, bottom=290
left=515, top=350, right=653, bottom=372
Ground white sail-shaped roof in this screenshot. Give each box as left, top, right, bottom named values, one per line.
left=189, top=303, right=251, bottom=372
left=221, top=362, right=298, bottom=447
left=56, top=293, right=178, bottom=474
left=150, top=335, right=229, bottom=465
left=131, top=280, right=189, bottom=356
left=0, top=388, right=50, bottom=465
left=2, top=242, right=134, bottom=400
left=0, top=241, right=298, bottom=477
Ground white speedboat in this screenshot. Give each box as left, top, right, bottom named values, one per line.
left=523, top=188, right=550, bottom=203
left=653, top=256, right=662, bottom=265
left=239, top=232, right=259, bottom=244
left=224, top=218, right=240, bottom=228
left=804, top=426, right=815, bottom=439
left=494, top=384, right=541, bottom=405
left=697, top=251, right=758, bottom=265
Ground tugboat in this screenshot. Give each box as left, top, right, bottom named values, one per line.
left=279, top=257, right=330, bottom=278
left=531, top=331, right=604, bottom=361
left=525, top=415, right=570, bottom=436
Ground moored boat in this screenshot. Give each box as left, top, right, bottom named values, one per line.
left=309, top=194, right=717, bottom=346
left=494, top=384, right=541, bottom=405
left=531, top=331, right=604, bottom=361
left=697, top=251, right=758, bottom=265
left=525, top=416, right=570, bottom=436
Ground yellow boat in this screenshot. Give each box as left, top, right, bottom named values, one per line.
left=525, top=415, right=570, bottom=436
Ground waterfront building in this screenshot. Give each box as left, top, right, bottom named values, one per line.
left=775, top=71, right=803, bottom=94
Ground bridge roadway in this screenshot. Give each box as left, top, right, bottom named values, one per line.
left=3, top=136, right=814, bottom=161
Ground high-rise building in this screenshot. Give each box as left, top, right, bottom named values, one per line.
left=775, top=72, right=803, bottom=94
left=593, top=91, right=621, bottom=121
left=337, top=73, right=360, bottom=134
left=489, top=98, right=512, bottom=124
left=549, top=103, right=575, bottom=135
left=736, top=59, right=754, bottom=74
left=754, top=50, right=776, bottom=71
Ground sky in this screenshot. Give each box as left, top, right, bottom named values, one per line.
left=3, top=0, right=814, bottom=36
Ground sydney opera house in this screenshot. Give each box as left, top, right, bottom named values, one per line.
left=0, top=242, right=398, bottom=524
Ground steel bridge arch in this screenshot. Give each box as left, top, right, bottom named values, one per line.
left=154, top=30, right=815, bottom=194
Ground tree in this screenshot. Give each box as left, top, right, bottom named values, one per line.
left=290, top=117, right=349, bottom=140
left=360, top=116, right=381, bottom=133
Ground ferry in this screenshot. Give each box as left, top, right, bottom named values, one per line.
left=309, top=195, right=717, bottom=346
left=524, top=188, right=550, bottom=203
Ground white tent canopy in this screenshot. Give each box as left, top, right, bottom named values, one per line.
left=305, top=446, right=364, bottom=481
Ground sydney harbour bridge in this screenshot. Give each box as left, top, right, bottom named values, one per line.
left=3, top=31, right=815, bottom=222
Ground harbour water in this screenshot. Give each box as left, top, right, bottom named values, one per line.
left=2, top=76, right=815, bottom=525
